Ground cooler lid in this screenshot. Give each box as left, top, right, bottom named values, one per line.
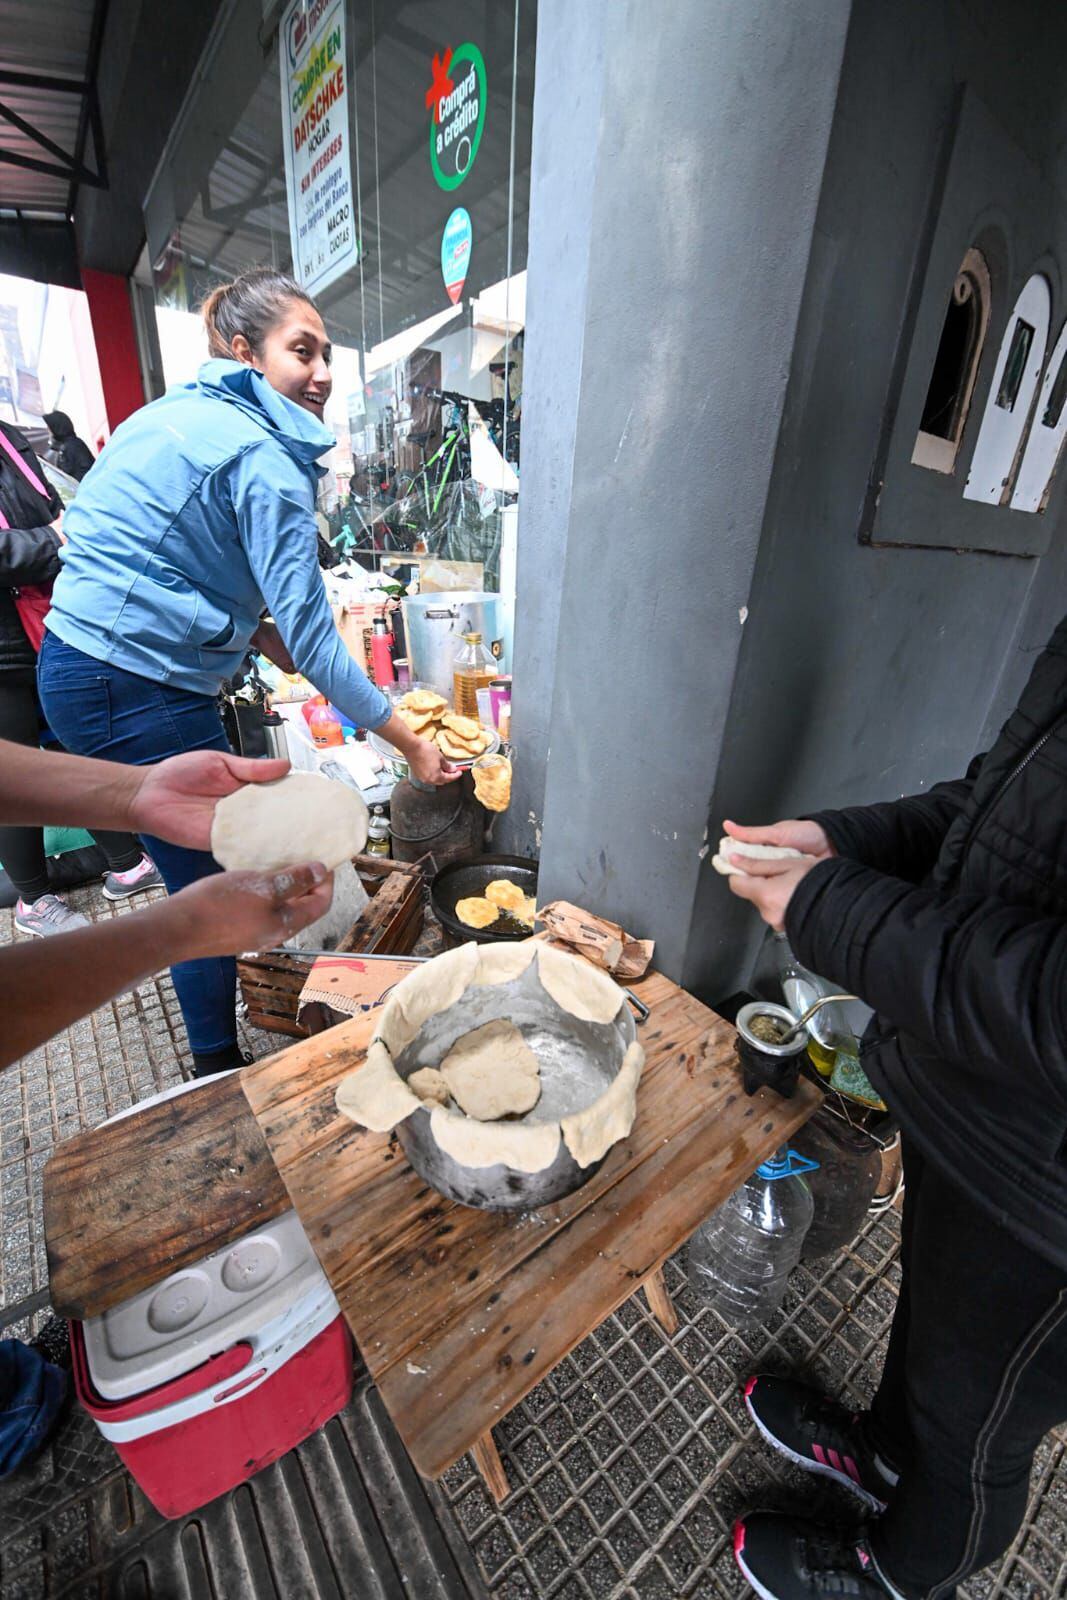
left=81, top=1207, right=327, bottom=1399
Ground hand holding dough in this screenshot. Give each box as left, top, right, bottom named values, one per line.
left=211, top=771, right=368, bottom=872
left=712, top=836, right=813, bottom=877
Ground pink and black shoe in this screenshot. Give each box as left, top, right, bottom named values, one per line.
left=743, top=1374, right=897, bottom=1514
left=734, top=1512, right=899, bottom=1600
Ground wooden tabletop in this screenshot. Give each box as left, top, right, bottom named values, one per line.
left=240, top=970, right=819, bottom=1480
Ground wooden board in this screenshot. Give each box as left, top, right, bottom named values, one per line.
left=43, top=1070, right=291, bottom=1320
left=241, top=971, right=819, bottom=1479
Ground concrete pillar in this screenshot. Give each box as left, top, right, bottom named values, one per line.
left=505, top=0, right=853, bottom=979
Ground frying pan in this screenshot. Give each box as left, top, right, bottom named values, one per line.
left=431, top=853, right=539, bottom=945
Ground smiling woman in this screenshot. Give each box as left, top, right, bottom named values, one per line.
left=201, top=269, right=334, bottom=421
left=34, top=263, right=457, bottom=1078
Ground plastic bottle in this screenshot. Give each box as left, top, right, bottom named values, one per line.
left=370, top=617, right=396, bottom=686
left=366, top=805, right=391, bottom=857
left=308, top=702, right=345, bottom=748
left=452, top=632, right=497, bottom=718
left=686, top=1148, right=817, bottom=1328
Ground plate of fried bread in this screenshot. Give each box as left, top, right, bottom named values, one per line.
left=369, top=685, right=501, bottom=771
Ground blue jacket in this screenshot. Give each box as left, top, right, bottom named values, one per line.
left=46, top=360, right=390, bottom=729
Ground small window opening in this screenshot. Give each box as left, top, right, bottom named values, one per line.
left=995, top=319, right=1035, bottom=411
left=912, top=248, right=991, bottom=474
left=1041, top=350, right=1067, bottom=430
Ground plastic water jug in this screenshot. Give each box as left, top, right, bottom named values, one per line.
left=686, top=1148, right=817, bottom=1329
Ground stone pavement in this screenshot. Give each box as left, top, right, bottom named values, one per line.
left=1, top=885, right=1064, bottom=1598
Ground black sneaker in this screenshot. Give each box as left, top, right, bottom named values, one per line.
left=734, top=1512, right=897, bottom=1600
left=744, top=1374, right=896, bottom=1513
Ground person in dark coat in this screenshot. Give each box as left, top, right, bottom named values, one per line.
left=725, top=618, right=1067, bottom=1600
left=0, top=420, right=159, bottom=934
left=41, top=411, right=95, bottom=482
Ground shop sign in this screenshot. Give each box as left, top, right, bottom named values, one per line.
left=425, top=43, right=487, bottom=191
left=280, top=0, right=358, bottom=295
left=440, top=207, right=472, bottom=304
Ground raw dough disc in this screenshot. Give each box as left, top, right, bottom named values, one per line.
left=393, top=943, right=480, bottom=1037
left=408, top=1067, right=452, bottom=1108
left=211, top=771, right=369, bottom=873
left=335, top=1040, right=421, bottom=1131
left=560, top=1040, right=645, bottom=1168
left=430, top=1105, right=561, bottom=1174
left=485, top=879, right=526, bottom=911
left=439, top=1020, right=541, bottom=1120
left=456, top=896, right=500, bottom=929
left=536, top=944, right=624, bottom=1025
left=712, top=837, right=811, bottom=877
left=472, top=941, right=537, bottom=987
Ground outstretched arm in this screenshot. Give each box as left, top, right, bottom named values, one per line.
left=0, top=862, right=331, bottom=1070
left=0, top=741, right=292, bottom=850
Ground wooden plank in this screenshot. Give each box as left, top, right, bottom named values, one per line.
left=241, top=970, right=819, bottom=1478
left=44, top=1070, right=292, bottom=1320
left=643, top=1265, right=678, bottom=1335
left=471, top=1433, right=511, bottom=1503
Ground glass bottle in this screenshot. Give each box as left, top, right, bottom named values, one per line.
left=452, top=632, right=497, bottom=718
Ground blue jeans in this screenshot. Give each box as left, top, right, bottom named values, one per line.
left=38, top=632, right=238, bottom=1055
left=0, top=1340, right=66, bottom=1476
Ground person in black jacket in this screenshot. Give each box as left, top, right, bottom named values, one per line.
left=41, top=411, right=95, bottom=482
left=725, top=621, right=1067, bottom=1600
left=0, top=421, right=159, bottom=935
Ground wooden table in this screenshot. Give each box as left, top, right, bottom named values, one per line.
left=43, top=967, right=818, bottom=1499
left=240, top=970, right=818, bottom=1497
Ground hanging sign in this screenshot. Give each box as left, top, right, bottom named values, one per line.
left=440, top=207, right=473, bottom=304
left=280, top=0, right=358, bottom=295
left=425, top=43, right=487, bottom=192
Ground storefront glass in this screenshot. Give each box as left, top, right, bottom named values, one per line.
left=142, top=0, right=534, bottom=596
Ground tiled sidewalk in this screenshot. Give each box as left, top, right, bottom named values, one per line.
left=1, top=887, right=1064, bottom=1598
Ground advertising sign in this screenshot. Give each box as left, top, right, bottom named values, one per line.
left=280, top=0, right=359, bottom=294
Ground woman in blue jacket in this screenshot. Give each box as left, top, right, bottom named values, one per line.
left=38, top=267, right=455, bottom=1075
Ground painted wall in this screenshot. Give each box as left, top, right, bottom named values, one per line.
left=506, top=0, right=853, bottom=982
left=684, top=0, right=1067, bottom=1001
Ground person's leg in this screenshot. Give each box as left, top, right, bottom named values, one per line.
left=37, top=635, right=240, bottom=1064
left=868, top=1156, right=1067, bottom=1598
left=860, top=1137, right=926, bottom=1479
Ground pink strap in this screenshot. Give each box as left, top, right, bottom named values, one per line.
left=0, top=427, right=52, bottom=533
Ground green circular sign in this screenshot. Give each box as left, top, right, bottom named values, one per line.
left=429, top=42, right=487, bottom=192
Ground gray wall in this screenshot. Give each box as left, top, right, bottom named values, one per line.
left=507, top=0, right=853, bottom=980
left=684, top=0, right=1067, bottom=1001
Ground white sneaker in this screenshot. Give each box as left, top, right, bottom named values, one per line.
left=14, top=894, right=91, bottom=937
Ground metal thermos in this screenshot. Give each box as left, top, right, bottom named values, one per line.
left=261, top=708, right=289, bottom=761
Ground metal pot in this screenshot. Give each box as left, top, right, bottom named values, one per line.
left=430, top=853, right=539, bottom=945
left=393, top=953, right=636, bottom=1210
left=401, top=591, right=504, bottom=702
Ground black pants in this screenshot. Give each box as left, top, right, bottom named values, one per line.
left=0, top=669, right=142, bottom=900
left=864, top=1139, right=1067, bottom=1598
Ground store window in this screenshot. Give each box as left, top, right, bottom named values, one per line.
left=963, top=272, right=1050, bottom=505
left=142, top=0, right=533, bottom=602
left=911, top=247, right=990, bottom=474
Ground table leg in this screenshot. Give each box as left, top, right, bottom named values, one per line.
left=470, top=1430, right=511, bottom=1504
left=643, top=1265, right=679, bottom=1336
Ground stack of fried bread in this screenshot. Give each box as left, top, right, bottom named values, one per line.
left=393, top=691, right=494, bottom=762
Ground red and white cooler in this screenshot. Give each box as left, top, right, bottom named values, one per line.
left=70, top=1077, right=353, bottom=1518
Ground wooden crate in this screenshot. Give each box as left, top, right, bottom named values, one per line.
left=237, top=854, right=424, bottom=1037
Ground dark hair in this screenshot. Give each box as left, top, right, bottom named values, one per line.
left=200, top=267, right=319, bottom=359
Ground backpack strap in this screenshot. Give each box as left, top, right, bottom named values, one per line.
left=0, top=428, right=52, bottom=533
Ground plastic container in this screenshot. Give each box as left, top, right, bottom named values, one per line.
left=686, top=1148, right=817, bottom=1328
left=308, top=703, right=345, bottom=748
left=453, top=632, right=497, bottom=718
left=366, top=805, right=391, bottom=857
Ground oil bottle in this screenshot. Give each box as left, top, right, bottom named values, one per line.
left=452, top=632, right=497, bottom=718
